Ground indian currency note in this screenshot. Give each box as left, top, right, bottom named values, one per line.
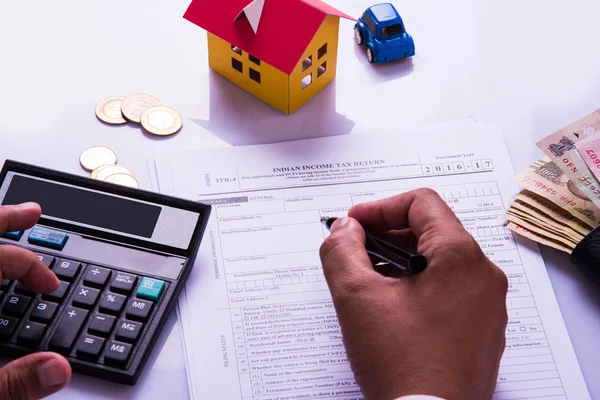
left=504, top=213, right=579, bottom=247
left=513, top=191, right=593, bottom=235
left=576, top=135, right=600, bottom=182
left=506, top=207, right=584, bottom=244
left=506, top=222, right=573, bottom=254
left=514, top=189, right=596, bottom=233
left=536, top=109, right=600, bottom=208
left=512, top=158, right=600, bottom=227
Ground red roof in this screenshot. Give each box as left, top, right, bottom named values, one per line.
left=183, top=0, right=355, bottom=76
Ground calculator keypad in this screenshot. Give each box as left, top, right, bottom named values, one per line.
left=42, top=281, right=70, bottom=302
left=77, top=334, right=105, bottom=358
left=30, top=300, right=57, bottom=323
left=0, top=251, right=169, bottom=370
left=84, top=267, right=110, bottom=288
left=0, top=316, right=18, bottom=338
left=99, top=293, right=127, bottom=315
left=110, top=272, right=137, bottom=294
left=4, top=294, right=31, bottom=316
left=17, top=321, right=46, bottom=345
left=50, top=306, right=88, bottom=351
left=88, top=314, right=115, bottom=336
left=53, top=259, right=81, bottom=281
left=73, top=286, right=100, bottom=309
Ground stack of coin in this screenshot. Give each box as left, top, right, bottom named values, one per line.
left=95, top=93, right=183, bottom=137
left=79, top=146, right=139, bottom=189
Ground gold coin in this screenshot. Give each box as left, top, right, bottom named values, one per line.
left=140, top=105, right=183, bottom=136
left=104, top=173, right=139, bottom=188
left=120, top=94, right=161, bottom=123
left=95, top=165, right=133, bottom=181
left=95, top=96, right=127, bottom=125
left=80, top=146, right=117, bottom=171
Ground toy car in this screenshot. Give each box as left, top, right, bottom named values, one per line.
left=354, top=3, right=415, bottom=64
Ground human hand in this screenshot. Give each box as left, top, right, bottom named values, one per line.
left=319, top=189, right=508, bottom=400
left=0, top=203, right=72, bottom=399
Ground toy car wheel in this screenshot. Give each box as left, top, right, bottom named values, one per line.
left=354, top=27, right=363, bottom=45
left=367, top=46, right=374, bottom=63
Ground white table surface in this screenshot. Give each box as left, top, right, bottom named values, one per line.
left=1, top=0, right=600, bottom=398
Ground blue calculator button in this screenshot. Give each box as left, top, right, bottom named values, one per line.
left=27, top=227, right=69, bottom=250
left=2, top=231, right=24, bottom=241
left=136, top=278, right=165, bottom=302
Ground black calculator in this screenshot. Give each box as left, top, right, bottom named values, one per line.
left=0, top=160, right=210, bottom=384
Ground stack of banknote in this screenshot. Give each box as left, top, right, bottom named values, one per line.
left=506, top=109, right=600, bottom=253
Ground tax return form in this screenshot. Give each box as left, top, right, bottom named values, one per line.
left=151, top=122, right=590, bottom=400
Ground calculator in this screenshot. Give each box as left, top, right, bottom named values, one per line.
left=0, top=160, right=211, bottom=385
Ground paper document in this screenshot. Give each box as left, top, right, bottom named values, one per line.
left=153, top=123, right=590, bottom=400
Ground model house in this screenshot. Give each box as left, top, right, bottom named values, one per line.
left=183, top=0, right=354, bottom=114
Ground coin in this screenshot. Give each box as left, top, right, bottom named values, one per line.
left=104, top=173, right=139, bottom=188
left=91, top=164, right=113, bottom=179
left=95, top=96, right=127, bottom=125
left=80, top=146, right=117, bottom=171
left=140, top=105, right=183, bottom=136
left=95, top=165, right=133, bottom=181
left=121, top=94, right=161, bottom=123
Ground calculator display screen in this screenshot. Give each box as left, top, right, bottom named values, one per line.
left=3, top=175, right=160, bottom=238
left=0, top=172, right=200, bottom=252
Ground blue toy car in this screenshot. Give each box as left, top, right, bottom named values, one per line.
left=354, top=3, right=415, bottom=64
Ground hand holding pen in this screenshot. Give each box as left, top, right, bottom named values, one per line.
left=321, top=216, right=427, bottom=274
left=318, top=188, right=509, bottom=400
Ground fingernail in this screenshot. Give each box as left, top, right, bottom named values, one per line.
left=330, top=217, right=350, bottom=232
left=38, top=359, right=67, bottom=388
left=12, top=202, right=38, bottom=209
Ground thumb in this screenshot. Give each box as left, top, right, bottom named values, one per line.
left=319, top=217, right=384, bottom=299
left=0, top=352, right=71, bottom=400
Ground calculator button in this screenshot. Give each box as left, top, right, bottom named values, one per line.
left=110, top=272, right=137, bottom=294
left=0, top=315, right=19, bottom=338
left=73, top=286, right=100, bottom=309
left=49, top=306, right=88, bottom=351
left=17, top=321, right=46, bottom=345
left=3, top=294, right=31, bottom=317
left=104, top=340, right=132, bottom=365
left=77, top=335, right=105, bottom=359
left=99, top=293, right=126, bottom=315
left=1, top=279, right=10, bottom=288
left=42, top=281, right=70, bottom=302
left=14, top=282, right=35, bottom=295
left=125, top=299, right=152, bottom=322
left=2, top=230, right=23, bottom=240
left=115, top=320, right=143, bottom=343
left=136, top=277, right=166, bottom=302
left=84, top=266, right=110, bottom=288
left=53, top=259, right=81, bottom=281
left=30, top=300, right=57, bottom=323
left=88, top=314, right=115, bottom=337
left=28, top=227, right=69, bottom=250
left=36, top=253, right=55, bottom=268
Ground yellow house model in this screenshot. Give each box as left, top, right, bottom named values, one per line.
left=184, top=0, right=355, bottom=114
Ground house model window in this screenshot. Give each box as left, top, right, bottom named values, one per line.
left=249, top=68, right=261, bottom=83
left=318, top=43, right=328, bottom=59
left=231, top=44, right=242, bottom=55
left=318, top=61, right=327, bottom=78
left=249, top=54, right=261, bottom=65
left=302, top=56, right=313, bottom=72
left=231, top=57, right=243, bottom=73
left=302, top=74, right=312, bottom=90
